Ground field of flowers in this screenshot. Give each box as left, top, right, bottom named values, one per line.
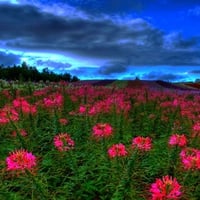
left=0, top=80, right=199, bottom=200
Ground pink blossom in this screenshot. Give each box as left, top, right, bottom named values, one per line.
left=88, top=106, right=97, bottom=115
left=192, top=122, right=200, bottom=137
left=1, top=89, right=12, bottom=99
left=132, top=136, right=152, bottom=151
left=13, top=98, right=37, bottom=115
left=180, top=148, right=200, bottom=170
left=43, top=93, right=63, bottom=109
left=54, top=133, right=75, bottom=151
left=22, top=104, right=37, bottom=114
left=79, top=105, right=86, bottom=114
left=108, top=143, right=128, bottom=158
left=59, top=118, right=68, bottom=125
left=33, top=89, right=47, bottom=97
left=192, top=123, right=200, bottom=131
left=173, top=99, right=179, bottom=106
left=0, top=105, right=19, bottom=124
left=6, top=149, right=37, bottom=172
left=12, top=129, right=27, bottom=137
left=150, top=175, right=182, bottom=200
left=92, top=123, right=113, bottom=139
left=169, top=134, right=187, bottom=147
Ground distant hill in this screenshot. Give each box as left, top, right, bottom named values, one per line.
left=71, top=79, right=200, bottom=91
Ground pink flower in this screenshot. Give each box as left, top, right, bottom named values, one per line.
left=22, top=104, right=37, bottom=115
left=92, top=123, right=113, bottom=139
left=33, top=89, right=46, bottom=97
left=6, top=149, right=37, bottom=172
left=0, top=106, right=19, bottom=124
left=192, top=122, right=200, bottom=137
left=43, top=93, right=63, bottom=109
left=54, top=133, right=75, bottom=151
left=192, top=123, right=200, bottom=131
left=180, top=148, right=200, bottom=170
left=79, top=105, right=86, bottom=114
left=132, top=136, right=152, bottom=151
left=13, top=98, right=37, bottom=115
left=173, top=99, right=178, bottom=106
left=169, top=134, right=187, bottom=147
left=12, top=129, right=27, bottom=137
left=1, top=89, right=12, bottom=99
left=150, top=175, right=182, bottom=200
left=88, top=106, right=97, bottom=115
left=108, top=143, right=128, bottom=158
left=59, top=118, right=68, bottom=125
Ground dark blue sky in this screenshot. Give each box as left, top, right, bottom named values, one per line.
left=0, top=0, right=200, bottom=81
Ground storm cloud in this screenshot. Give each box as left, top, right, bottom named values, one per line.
left=0, top=3, right=199, bottom=71
left=98, top=61, right=128, bottom=75
left=36, top=60, right=71, bottom=72
left=141, top=71, right=187, bottom=82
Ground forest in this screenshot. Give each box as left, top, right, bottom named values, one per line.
left=0, top=62, right=79, bottom=82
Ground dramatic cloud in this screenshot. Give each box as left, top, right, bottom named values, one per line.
left=0, top=51, right=21, bottom=66
left=141, top=71, right=187, bottom=82
left=36, top=60, right=71, bottom=73
left=0, top=3, right=199, bottom=70
left=98, top=61, right=128, bottom=75
left=163, top=32, right=198, bottom=49
left=0, top=1, right=200, bottom=81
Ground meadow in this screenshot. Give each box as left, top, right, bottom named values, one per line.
left=0, top=80, right=199, bottom=200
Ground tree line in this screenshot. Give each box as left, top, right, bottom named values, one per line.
left=0, top=62, right=79, bottom=82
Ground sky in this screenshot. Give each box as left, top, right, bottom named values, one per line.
left=0, top=0, right=200, bottom=82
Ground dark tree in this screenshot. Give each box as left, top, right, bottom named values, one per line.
left=0, top=63, right=79, bottom=82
